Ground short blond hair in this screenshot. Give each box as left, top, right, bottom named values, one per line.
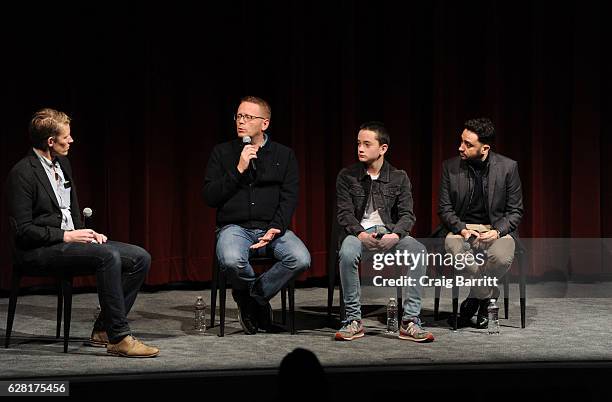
left=29, top=108, right=71, bottom=150
left=240, top=96, right=271, bottom=119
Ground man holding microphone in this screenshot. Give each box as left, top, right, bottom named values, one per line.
left=204, top=96, right=310, bottom=335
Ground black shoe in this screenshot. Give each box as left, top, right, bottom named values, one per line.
left=475, top=287, right=500, bottom=329
left=474, top=288, right=499, bottom=329
left=475, top=299, right=490, bottom=329
left=459, top=298, right=480, bottom=319
left=232, top=290, right=258, bottom=335
left=255, top=301, right=273, bottom=332
left=447, top=314, right=471, bottom=328
left=475, top=314, right=489, bottom=329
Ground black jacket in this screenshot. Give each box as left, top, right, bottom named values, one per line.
left=336, top=160, right=416, bottom=245
left=6, top=151, right=84, bottom=260
left=203, top=137, right=299, bottom=235
left=436, top=151, right=523, bottom=238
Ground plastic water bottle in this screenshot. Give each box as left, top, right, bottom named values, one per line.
left=194, top=296, right=207, bottom=334
left=386, top=297, right=398, bottom=333
left=487, top=299, right=500, bottom=335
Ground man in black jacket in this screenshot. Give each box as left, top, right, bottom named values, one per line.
left=6, top=108, right=159, bottom=357
left=334, top=122, right=434, bottom=342
left=203, top=96, right=310, bottom=334
left=438, top=117, right=523, bottom=328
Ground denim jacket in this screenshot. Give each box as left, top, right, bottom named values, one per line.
left=336, top=160, right=416, bottom=245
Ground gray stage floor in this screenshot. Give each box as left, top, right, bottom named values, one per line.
left=1, top=283, right=611, bottom=379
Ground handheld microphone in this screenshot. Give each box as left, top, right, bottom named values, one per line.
left=82, top=207, right=97, bottom=243
left=464, top=234, right=486, bottom=256
left=242, top=136, right=257, bottom=171
left=463, top=234, right=478, bottom=251
left=375, top=226, right=386, bottom=240
left=83, top=207, right=93, bottom=228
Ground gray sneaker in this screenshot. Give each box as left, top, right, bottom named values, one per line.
left=398, top=319, right=434, bottom=342
left=334, top=320, right=365, bottom=341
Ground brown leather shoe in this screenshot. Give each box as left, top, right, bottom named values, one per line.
left=106, top=335, right=159, bottom=358
left=86, top=330, right=109, bottom=348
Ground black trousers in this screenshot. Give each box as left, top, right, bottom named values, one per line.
left=24, top=240, right=151, bottom=343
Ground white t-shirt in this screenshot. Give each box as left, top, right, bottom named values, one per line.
left=360, top=173, right=385, bottom=230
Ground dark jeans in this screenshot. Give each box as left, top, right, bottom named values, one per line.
left=30, top=240, right=151, bottom=343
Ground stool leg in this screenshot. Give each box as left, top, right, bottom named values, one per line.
left=281, top=287, right=287, bottom=325
left=61, top=276, right=73, bottom=353
left=210, top=256, right=219, bottom=329
left=289, top=281, right=295, bottom=335
left=56, top=282, right=63, bottom=339
left=5, top=273, right=21, bottom=349
left=503, top=272, right=509, bottom=319
left=219, top=270, right=226, bottom=337
left=396, top=286, right=403, bottom=319
left=519, top=252, right=527, bottom=328
left=451, top=277, right=459, bottom=330
left=434, top=285, right=441, bottom=321
left=339, top=286, right=345, bottom=323
left=433, top=253, right=441, bottom=321
left=327, top=256, right=337, bottom=319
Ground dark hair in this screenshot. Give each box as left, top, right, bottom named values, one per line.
left=279, top=348, right=329, bottom=401
left=464, top=118, right=495, bottom=145
left=29, top=108, right=71, bottom=150
left=240, top=95, right=271, bottom=119
left=359, top=121, right=390, bottom=146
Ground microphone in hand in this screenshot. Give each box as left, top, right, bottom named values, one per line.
left=83, top=207, right=93, bottom=228
left=242, top=136, right=257, bottom=171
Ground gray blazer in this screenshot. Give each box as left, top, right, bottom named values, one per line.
left=436, top=151, right=523, bottom=239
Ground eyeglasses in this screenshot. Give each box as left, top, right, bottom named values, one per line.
left=234, top=113, right=267, bottom=122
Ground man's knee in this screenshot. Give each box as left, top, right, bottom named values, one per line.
left=339, top=236, right=361, bottom=265
left=217, top=248, right=248, bottom=272
left=133, top=247, right=151, bottom=274
left=397, top=236, right=426, bottom=254
left=98, top=248, right=122, bottom=272
left=487, top=250, right=515, bottom=270
left=445, top=234, right=464, bottom=254
left=285, top=248, right=311, bottom=272
left=487, top=237, right=515, bottom=268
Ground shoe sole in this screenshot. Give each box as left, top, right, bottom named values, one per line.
left=334, top=331, right=365, bottom=341
left=398, top=333, right=435, bottom=342
left=84, top=340, right=108, bottom=348
left=107, top=350, right=159, bottom=358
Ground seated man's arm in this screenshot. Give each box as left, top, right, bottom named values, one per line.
left=336, top=171, right=365, bottom=236
left=202, top=145, right=243, bottom=208
left=492, top=161, right=524, bottom=237
left=438, top=161, right=466, bottom=235
left=390, top=171, right=416, bottom=238
left=7, top=168, right=64, bottom=248
left=267, top=149, right=299, bottom=237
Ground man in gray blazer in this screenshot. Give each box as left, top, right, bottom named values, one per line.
left=438, top=118, right=523, bottom=328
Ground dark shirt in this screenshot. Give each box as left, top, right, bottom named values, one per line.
left=203, top=136, right=299, bottom=236
left=463, top=156, right=490, bottom=224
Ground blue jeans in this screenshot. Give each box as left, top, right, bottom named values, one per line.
left=216, top=225, right=311, bottom=305
left=31, top=240, right=151, bottom=343
left=339, top=227, right=427, bottom=323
